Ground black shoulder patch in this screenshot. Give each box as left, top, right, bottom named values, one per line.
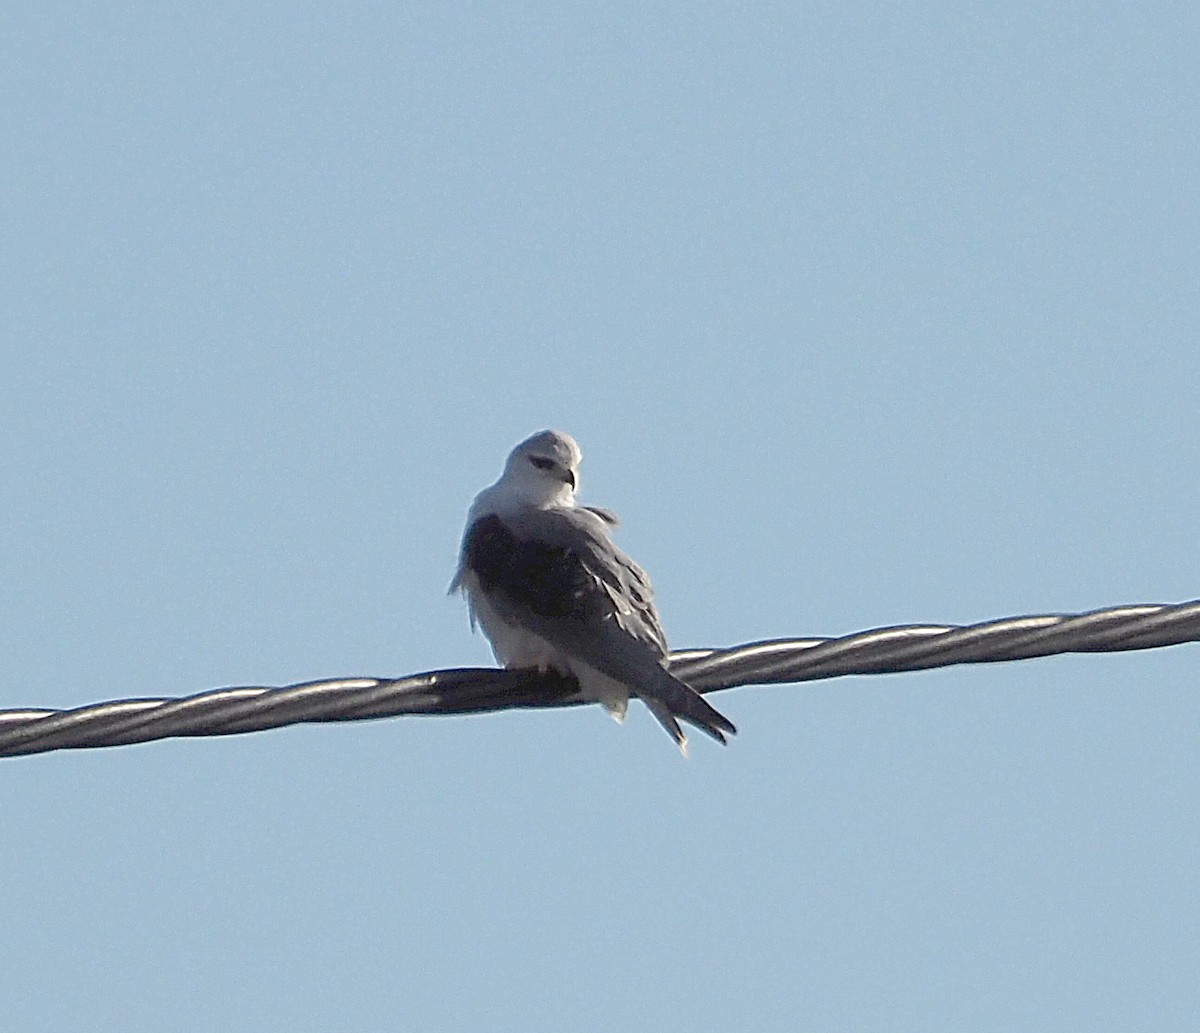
left=463, top=513, right=595, bottom=619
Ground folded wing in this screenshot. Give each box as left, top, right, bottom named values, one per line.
left=462, top=508, right=736, bottom=745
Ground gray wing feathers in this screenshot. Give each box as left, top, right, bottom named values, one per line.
left=485, top=508, right=735, bottom=744
left=503, top=507, right=668, bottom=651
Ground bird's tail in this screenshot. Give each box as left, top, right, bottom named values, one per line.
left=639, top=663, right=736, bottom=752
left=645, top=699, right=691, bottom=757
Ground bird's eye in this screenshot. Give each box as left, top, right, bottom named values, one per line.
left=529, top=456, right=555, bottom=471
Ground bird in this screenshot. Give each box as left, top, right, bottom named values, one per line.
left=450, top=429, right=736, bottom=754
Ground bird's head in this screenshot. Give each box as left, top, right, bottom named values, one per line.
left=498, top=429, right=582, bottom=507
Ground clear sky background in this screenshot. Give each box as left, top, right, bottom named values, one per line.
left=2, top=3, right=1197, bottom=1031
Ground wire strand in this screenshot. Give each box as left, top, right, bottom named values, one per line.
left=3, top=598, right=1197, bottom=757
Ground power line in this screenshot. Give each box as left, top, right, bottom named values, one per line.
left=2, top=598, right=1197, bottom=758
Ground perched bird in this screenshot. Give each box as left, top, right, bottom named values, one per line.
left=451, top=429, right=736, bottom=754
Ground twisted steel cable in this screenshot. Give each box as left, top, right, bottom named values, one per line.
left=2, top=598, right=1197, bottom=758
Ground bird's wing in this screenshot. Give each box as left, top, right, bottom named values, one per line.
left=582, top=505, right=620, bottom=526
left=461, top=507, right=735, bottom=744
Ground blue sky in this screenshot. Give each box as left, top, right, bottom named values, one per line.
left=2, top=2, right=1197, bottom=1030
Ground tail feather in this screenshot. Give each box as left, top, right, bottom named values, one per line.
left=641, top=663, right=736, bottom=748
left=646, top=699, right=690, bottom=757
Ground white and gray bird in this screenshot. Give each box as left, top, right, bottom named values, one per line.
left=450, top=429, right=736, bottom=754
